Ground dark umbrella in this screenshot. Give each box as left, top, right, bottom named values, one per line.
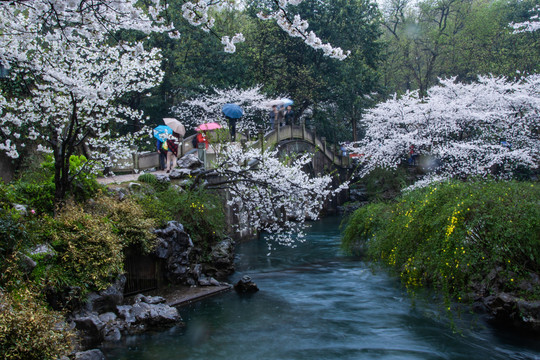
left=222, top=103, right=243, bottom=119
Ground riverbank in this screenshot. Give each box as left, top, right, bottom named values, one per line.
left=342, top=180, right=540, bottom=333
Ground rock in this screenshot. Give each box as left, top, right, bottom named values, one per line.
left=153, top=221, right=196, bottom=285
left=234, top=275, right=259, bottom=294
left=206, top=238, right=235, bottom=280
left=154, top=238, right=170, bottom=259
left=108, top=187, right=129, bottom=201
left=74, top=349, right=106, bottom=360
left=177, top=153, right=203, bottom=169
left=84, top=275, right=126, bottom=314
left=30, top=244, right=56, bottom=260
left=103, top=326, right=122, bottom=342
left=19, top=254, right=36, bottom=274
left=133, top=293, right=165, bottom=305
left=169, top=168, right=192, bottom=179
left=73, top=313, right=105, bottom=348
left=198, top=275, right=212, bottom=286
left=128, top=182, right=142, bottom=191
left=116, top=305, right=136, bottom=325
left=131, top=302, right=181, bottom=327
left=155, top=174, right=170, bottom=183
left=98, top=312, right=117, bottom=323
left=12, top=203, right=27, bottom=215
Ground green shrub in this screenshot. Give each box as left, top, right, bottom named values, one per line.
left=86, top=194, right=158, bottom=253
left=45, top=201, right=124, bottom=292
left=343, top=180, right=540, bottom=302
left=138, top=173, right=158, bottom=184
left=136, top=186, right=225, bottom=251
left=0, top=288, right=74, bottom=360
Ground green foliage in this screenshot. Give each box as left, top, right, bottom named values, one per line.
left=138, top=173, right=158, bottom=185
left=360, top=166, right=412, bottom=201
left=86, top=194, right=158, bottom=254
left=41, top=154, right=101, bottom=203
left=43, top=201, right=124, bottom=292
left=135, top=186, right=226, bottom=251
left=0, top=288, right=74, bottom=360
left=343, top=180, right=540, bottom=303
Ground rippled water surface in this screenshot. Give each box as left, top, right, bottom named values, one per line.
left=102, top=217, right=540, bottom=360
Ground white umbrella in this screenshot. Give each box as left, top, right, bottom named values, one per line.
left=163, top=118, right=186, bottom=137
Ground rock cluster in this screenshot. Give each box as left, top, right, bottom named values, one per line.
left=153, top=221, right=234, bottom=286
left=70, top=280, right=181, bottom=349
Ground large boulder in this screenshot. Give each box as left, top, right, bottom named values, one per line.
left=177, top=153, right=203, bottom=169
left=72, top=313, right=105, bottom=348
left=205, top=238, right=235, bottom=280
left=74, top=349, right=106, bottom=360
left=234, top=275, right=259, bottom=294
left=153, top=221, right=197, bottom=285
left=83, top=275, right=126, bottom=314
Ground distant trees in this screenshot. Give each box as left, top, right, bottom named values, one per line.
left=378, top=0, right=540, bottom=96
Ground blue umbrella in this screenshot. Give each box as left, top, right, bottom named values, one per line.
left=222, top=103, right=243, bottom=119
left=281, top=98, right=294, bottom=107
left=153, top=125, right=172, bottom=141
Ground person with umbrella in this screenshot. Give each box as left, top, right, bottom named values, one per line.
left=222, top=104, right=243, bottom=141
left=165, top=132, right=181, bottom=173
left=153, top=125, right=172, bottom=170
left=284, top=105, right=294, bottom=125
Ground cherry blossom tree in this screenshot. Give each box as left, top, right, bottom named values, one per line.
left=192, top=142, right=348, bottom=243
left=0, top=1, right=350, bottom=203
left=346, top=75, right=540, bottom=188
left=0, top=1, right=176, bottom=203
left=171, top=86, right=278, bottom=136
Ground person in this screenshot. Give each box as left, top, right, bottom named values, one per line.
left=269, top=105, right=279, bottom=130
left=284, top=105, right=294, bottom=125
left=408, top=145, right=418, bottom=165
left=227, top=116, right=237, bottom=141
left=156, top=138, right=167, bottom=170
left=165, top=132, right=180, bottom=173
left=196, top=130, right=209, bottom=149
left=340, top=144, right=347, bottom=157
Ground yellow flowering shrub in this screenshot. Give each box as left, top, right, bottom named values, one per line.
left=343, top=180, right=540, bottom=302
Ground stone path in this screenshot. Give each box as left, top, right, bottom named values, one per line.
left=141, top=284, right=232, bottom=307
left=97, top=170, right=168, bottom=185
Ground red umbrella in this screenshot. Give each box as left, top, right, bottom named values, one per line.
left=196, top=122, right=222, bottom=131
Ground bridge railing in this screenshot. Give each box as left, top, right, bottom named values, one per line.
left=110, top=125, right=351, bottom=173
left=253, top=125, right=351, bottom=168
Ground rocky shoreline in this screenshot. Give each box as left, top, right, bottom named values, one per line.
left=63, top=219, right=236, bottom=359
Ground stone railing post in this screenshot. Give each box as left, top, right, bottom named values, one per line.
left=258, top=129, right=264, bottom=152
left=301, top=119, right=306, bottom=140
left=321, top=136, right=326, bottom=155
left=130, top=145, right=139, bottom=173
left=197, top=142, right=207, bottom=169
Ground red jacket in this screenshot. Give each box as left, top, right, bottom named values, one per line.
left=196, top=133, right=209, bottom=149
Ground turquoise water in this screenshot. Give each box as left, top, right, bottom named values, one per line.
left=102, top=217, right=540, bottom=360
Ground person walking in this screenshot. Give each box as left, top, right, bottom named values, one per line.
left=156, top=138, right=167, bottom=170
left=284, top=105, right=294, bottom=126
left=269, top=105, right=279, bottom=130
left=165, top=132, right=181, bottom=173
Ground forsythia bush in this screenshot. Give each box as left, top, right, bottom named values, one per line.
left=343, top=180, right=540, bottom=301
left=0, top=289, right=74, bottom=360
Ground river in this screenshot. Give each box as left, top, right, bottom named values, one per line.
left=102, top=216, right=540, bottom=360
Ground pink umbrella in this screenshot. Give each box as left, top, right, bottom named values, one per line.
left=196, top=122, right=222, bottom=131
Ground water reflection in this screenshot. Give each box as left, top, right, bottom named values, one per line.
left=102, top=216, right=540, bottom=360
